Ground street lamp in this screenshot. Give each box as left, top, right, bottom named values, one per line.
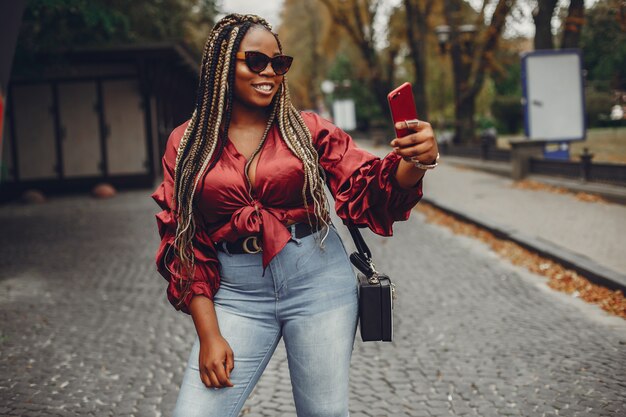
left=435, top=24, right=477, bottom=55
left=320, top=79, right=335, bottom=95
left=458, top=24, right=477, bottom=54
left=434, top=25, right=450, bottom=55
left=434, top=22, right=478, bottom=144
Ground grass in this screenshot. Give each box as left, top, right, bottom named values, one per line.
left=497, top=127, right=626, bottom=164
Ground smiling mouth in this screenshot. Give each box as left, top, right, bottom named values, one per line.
left=252, top=83, right=274, bottom=93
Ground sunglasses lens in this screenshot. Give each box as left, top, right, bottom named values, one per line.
left=245, top=52, right=270, bottom=73
left=272, top=56, right=293, bottom=75
left=244, top=52, right=293, bottom=75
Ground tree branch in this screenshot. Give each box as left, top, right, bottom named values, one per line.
left=424, top=0, right=435, bottom=18
left=318, top=0, right=363, bottom=52
left=464, top=0, right=515, bottom=102
left=474, top=0, right=489, bottom=31
left=351, top=0, right=368, bottom=46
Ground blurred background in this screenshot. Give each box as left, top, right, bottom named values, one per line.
left=1, top=0, right=624, bottom=201
left=1, top=4, right=626, bottom=416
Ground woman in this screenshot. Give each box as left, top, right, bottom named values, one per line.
left=151, top=13, right=438, bottom=417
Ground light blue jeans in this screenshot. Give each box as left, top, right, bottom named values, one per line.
left=172, top=225, right=359, bottom=417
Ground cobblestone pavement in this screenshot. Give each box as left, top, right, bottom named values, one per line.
left=359, top=144, right=626, bottom=276
left=1, top=189, right=625, bottom=417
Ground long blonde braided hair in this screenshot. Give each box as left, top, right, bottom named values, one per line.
left=170, top=14, right=331, bottom=307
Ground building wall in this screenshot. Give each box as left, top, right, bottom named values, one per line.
left=2, top=64, right=153, bottom=195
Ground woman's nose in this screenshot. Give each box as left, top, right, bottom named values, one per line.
left=259, top=63, right=277, bottom=77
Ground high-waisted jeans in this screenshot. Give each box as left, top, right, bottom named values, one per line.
left=172, top=225, right=359, bottom=417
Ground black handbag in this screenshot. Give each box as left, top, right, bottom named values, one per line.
left=347, top=225, right=395, bottom=342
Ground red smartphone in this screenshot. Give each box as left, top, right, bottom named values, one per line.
left=387, top=82, right=418, bottom=139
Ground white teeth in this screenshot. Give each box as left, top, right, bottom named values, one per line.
left=253, top=84, right=272, bottom=92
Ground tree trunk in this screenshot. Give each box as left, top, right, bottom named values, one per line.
left=317, top=0, right=393, bottom=128
left=413, top=24, right=428, bottom=120
left=443, top=0, right=474, bottom=143
left=306, top=1, right=321, bottom=109
left=404, top=0, right=432, bottom=120
left=455, top=96, right=475, bottom=145
left=561, top=0, right=585, bottom=49
left=533, top=0, right=558, bottom=50
left=372, top=75, right=393, bottom=130
left=443, top=0, right=514, bottom=143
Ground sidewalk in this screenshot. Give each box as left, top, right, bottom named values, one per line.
left=441, top=155, right=626, bottom=204
left=359, top=142, right=626, bottom=292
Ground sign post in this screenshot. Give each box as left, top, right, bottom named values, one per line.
left=521, top=50, right=586, bottom=160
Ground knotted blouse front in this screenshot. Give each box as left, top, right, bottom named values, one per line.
left=152, top=111, right=423, bottom=314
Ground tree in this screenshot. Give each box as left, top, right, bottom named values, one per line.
left=317, top=0, right=394, bottom=119
left=443, top=0, right=516, bottom=143
left=533, top=0, right=559, bottom=49
left=531, top=0, right=586, bottom=50
left=403, top=0, right=436, bottom=119
left=561, top=0, right=584, bottom=49
left=278, top=0, right=336, bottom=109
left=14, top=0, right=219, bottom=69
left=581, top=0, right=626, bottom=91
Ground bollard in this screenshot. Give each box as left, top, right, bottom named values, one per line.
left=580, top=147, right=594, bottom=182
left=479, top=128, right=497, bottom=160
left=508, top=138, right=548, bottom=180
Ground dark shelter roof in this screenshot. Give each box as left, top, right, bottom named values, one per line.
left=11, top=42, right=200, bottom=82
left=0, top=1, right=27, bottom=91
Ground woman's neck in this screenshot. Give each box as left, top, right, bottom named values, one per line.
left=230, top=100, right=271, bottom=128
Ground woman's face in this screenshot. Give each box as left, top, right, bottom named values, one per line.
left=233, top=27, right=283, bottom=109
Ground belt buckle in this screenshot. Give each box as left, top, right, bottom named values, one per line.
left=242, top=236, right=262, bottom=254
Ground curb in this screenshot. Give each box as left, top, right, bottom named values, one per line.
left=422, top=196, right=626, bottom=295
left=442, top=156, right=626, bottom=205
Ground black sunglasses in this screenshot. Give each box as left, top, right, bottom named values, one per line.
left=236, top=51, right=293, bottom=75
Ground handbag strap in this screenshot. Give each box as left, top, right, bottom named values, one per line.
left=347, top=224, right=384, bottom=284
left=347, top=224, right=379, bottom=272
left=347, top=225, right=371, bottom=259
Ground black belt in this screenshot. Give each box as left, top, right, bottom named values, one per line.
left=217, top=222, right=317, bottom=254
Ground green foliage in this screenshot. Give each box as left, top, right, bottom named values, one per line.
left=326, top=53, right=384, bottom=129
left=491, top=95, right=523, bottom=134
left=17, top=0, right=130, bottom=53
left=493, top=60, right=522, bottom=97
left=585, top=87, right=615, bottom=127
left=581, top=0, right=626, bottom=90
left=14, top=0, right=219, bottom=71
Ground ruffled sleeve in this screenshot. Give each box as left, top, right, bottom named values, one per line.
left=151, top=122, right=220, bottom=315
left=303, top=112, right=423, bottom=236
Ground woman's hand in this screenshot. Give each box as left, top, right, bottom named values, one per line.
left=189, top=296, right=234, bottom=389
left=198, top=334, right=235, bottom=389
left=390, top=119, right=439, bottom=189
left=390, top=119, right=438, bottom=165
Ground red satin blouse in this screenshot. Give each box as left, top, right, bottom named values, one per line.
left=152, top=111, right=423, bottom=314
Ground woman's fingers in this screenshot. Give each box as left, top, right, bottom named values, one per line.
left=394, top=119, right=429, bottom=132
left=390, top=119, right=438, bottom=163
left=200, top=368, right=213, bottom=388
left=197, top=336, right=236, bottom=389
left=200, top=361, right=233, bottom=389
left=207, top=368, right=222, bottom=388
left=225, top=350, right=235, bottom=378
left=393, top=140, right=433, bottom=159
left=213, top=359, right=234, bottom=387
left=391, top=128, right=433, bottom=149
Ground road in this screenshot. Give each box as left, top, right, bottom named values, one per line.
left=1, top=190, right=625, bottom=417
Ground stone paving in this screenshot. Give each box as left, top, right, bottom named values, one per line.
left=1, top=189, right=625, bottom=417
left=360, top=144, right=626, bottom=276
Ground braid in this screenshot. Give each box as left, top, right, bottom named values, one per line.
left=170, top=14, right=331, bottom=308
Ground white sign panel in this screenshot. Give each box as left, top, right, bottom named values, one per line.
left=332, top=99, right=357, bottom=131
left=521, top=50, right=586, bottom=142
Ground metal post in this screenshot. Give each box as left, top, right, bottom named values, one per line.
left=580, top=147, right=594, bottom=182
